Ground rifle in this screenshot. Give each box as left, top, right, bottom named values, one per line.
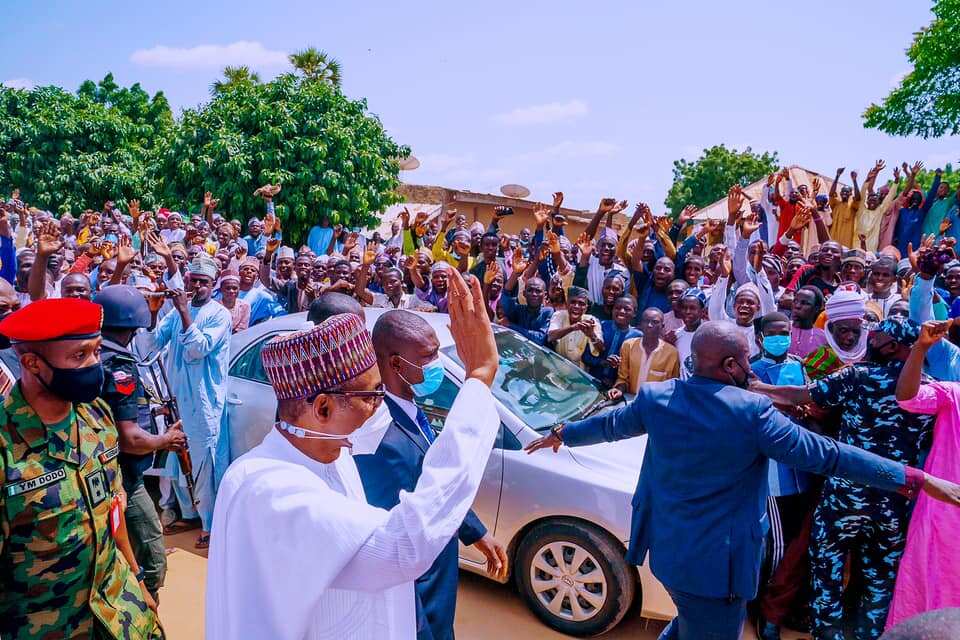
left=141, top=349, right=199, bottom=506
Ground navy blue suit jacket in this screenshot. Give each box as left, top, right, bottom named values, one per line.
left=562, top=375, right=907, bottom=600
left=354, top=395, right=487, bottom=640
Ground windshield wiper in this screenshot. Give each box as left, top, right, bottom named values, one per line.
left=580, top=395, right=610, bottom=420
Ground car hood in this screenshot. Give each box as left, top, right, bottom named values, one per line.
left=566, top=434, right=646, bottom=490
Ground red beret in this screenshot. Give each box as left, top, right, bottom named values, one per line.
left=0, top=298, right=103, bottom=343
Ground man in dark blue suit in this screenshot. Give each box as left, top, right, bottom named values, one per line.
left=355, top=310, right=507, bottom=640
left=526, top=321, right=960, bottom=640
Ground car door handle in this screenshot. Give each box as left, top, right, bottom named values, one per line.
left=227, top=394, right=243, bottom=405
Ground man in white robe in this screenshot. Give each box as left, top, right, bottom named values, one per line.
left=206, top=266, right=501, bottom=640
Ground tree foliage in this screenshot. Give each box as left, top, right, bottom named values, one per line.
left=288, top=48, right=342, bottom=86
left=911, top=162, right=958, bottom=193
left=664, top=145, right=779, bottom=215
left=159, top=73, right=406, bottom=242
left=0, top=73, right=172, bottom=211
left=211, top=66, right=262, bottom=96
left=863, top=0, right=960, bottom=138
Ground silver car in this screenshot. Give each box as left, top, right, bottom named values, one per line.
left=225, top=309, right=674, bottom=636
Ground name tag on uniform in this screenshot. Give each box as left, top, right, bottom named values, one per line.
left=99, top=445, right=119, bottom=464
left=5, top=468, right=66, bottom=497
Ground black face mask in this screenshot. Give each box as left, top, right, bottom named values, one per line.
left=37, top=356, right=104, bottom=403
left=866, top=344, right=892, bottom=365
left=727, top=358, right=751, bottom=389
left=0, top=312, right=11, bottom=349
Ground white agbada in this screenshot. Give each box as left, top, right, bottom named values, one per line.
left=205, top=378, right=499, bottom=640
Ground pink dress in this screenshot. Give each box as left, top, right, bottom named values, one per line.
left=789, top=325, right=827, bottom=358
left=888, top=382, right=960, bottom=628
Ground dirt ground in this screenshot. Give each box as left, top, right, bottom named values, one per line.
left=157, top=531, right=809, bottom=639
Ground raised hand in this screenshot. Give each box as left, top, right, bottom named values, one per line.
left=552, top=192, right=564, bottom=209
left=484, top=260, right=500, bottom=285
left=203, top=191, right=219, bottom=211
left=362, top=248, right=377, bottom=267
left=116, top=234, right=135, bottom=264
left=941, top=217, right=953, bottom=235
left=128, top=199, right=141, bottom=220
left=678, top=204, right=698, bottom=226
left=850, top=170, right=859, bottom=181
left=918, top=320, right=953, bottom=348
left=399, top=207, right=411, bottom=228
left=727, top=185, right=745, bottom=217
left=145, top=231, right=172, bottom=258
left=546, top=231, right=561, bottom=254
left=835, top=167, right=845, bottom=177
left=911, top=161, right=924, bottom=176
left=36, top=221, right=63, bottom=256
left=447, top=267, right=498, bottom=386
left=598, top=197, right=618, bottom=214
left=719, top=248, right=732, bottom=279
left=766, top=174, right=776, bottom=187
left=893, top=166, right=902, bottom=182
left=266, top=237, right=281, bottom=253
left=740, top=212, right=761, bottom=239
left=811, top=177, right=822, bottom=195
left=511, top=247, right=528, bottom=274
left=342, top=232, right=359, bottom=254
left=576, top=232, right=593, bottom=259
left=532, top=202, right=551, bottom=228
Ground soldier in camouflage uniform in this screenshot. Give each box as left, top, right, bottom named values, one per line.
left=804, top=318, right=933, bottom=640
left=0, top=298, right=163, bottom=639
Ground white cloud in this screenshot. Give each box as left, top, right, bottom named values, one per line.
left=2, top=78, right=35, bottom=89
left=130, top=41, right=288, bottom=70
left=492, top=99, right=588, bottom=126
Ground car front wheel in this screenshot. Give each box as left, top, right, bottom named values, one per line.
left=515, top=520, right=636, bottom=637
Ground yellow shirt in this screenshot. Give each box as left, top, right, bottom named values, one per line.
left=547, top=310, right=600, bottom=370
left=829, top=194, right=862, bottom=249
left=855, top=188, right=899, bottom=253
left=616, top=338, right=680, bottom=393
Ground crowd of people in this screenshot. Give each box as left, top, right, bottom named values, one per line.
left=0, top=158, right=959, bottom=640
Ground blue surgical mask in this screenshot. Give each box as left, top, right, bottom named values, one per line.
left=762, top=334, right=791, bottom=357
left=399, top=356, right=445, bottom=397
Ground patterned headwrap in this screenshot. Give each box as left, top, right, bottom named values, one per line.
left=762, top=254, right=783, bottom=276
left=261, top=313, right=377, bottom=400
left=875, top=317, right=921, bottom=347
left=681, top=288, right=707, bottom=307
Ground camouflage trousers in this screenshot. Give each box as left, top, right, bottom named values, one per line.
left=809, top=480, right=908, bottom=640
left=125, top=483, right=167, bottom=601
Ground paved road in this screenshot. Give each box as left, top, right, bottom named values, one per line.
left=158, top=531, right=808, bottom=639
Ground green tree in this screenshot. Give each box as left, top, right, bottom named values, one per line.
left=911, top=162, right=958, bottom=193
left=289, top=47, right=342, bottom=86
left=0, top=74, right=172, bottom=212
left=664, top=145, right=779, bottom=215
left=211, top=66, right=262, bottom=95
left=863, top=0, right=960, bottom=138
left=160, top=73, right=406, bottom=244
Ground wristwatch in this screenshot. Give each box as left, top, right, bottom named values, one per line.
left=550, top=424, right=565, bottom=443
left=134, top=567, right=146, bottom=583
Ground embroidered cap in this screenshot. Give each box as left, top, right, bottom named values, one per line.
left=261, top=313, right=377, bottom=400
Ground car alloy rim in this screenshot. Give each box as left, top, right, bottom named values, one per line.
left=530, top=541, right=607, bottom=622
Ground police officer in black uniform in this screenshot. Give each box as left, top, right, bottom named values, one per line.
left=96, top=285, right=186, bottom=601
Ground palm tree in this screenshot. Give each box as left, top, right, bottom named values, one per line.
left=288, top=47, right=342, bottom=86
left=210, top=66, right=262, bottom=95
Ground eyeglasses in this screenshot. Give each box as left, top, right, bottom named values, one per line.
left=308, top=383, right=386, bottom=403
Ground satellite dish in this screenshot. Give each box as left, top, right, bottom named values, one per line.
left=398, top=156, right=420, bottom=171
left=500, top=183, right=530, bottom=199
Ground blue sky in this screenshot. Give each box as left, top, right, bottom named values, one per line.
left=3, top=0, right=957, bottom=212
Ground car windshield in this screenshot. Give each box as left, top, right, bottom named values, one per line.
left=441, top=328, right=605, bottom=431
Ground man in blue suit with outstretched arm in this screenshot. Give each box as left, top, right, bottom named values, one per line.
left=355, top=308, right=508, bottom=640
left=526, top=321, right=960, bottom=640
